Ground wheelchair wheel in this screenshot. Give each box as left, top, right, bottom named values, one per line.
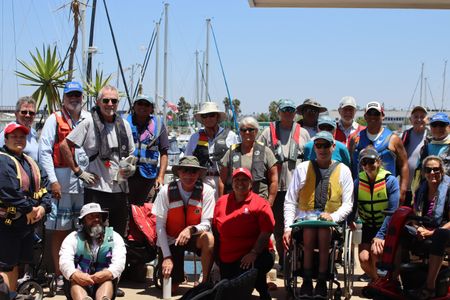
left=343, top=228, right=355, bottom=300
left=17, top=280, right=44, bottom=300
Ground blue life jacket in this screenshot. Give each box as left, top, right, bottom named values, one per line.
left=74, top=227, right=114, bottom=275
left=127, top=114, right=162, bottom=179
left=352, top=128, right=396, bottom=177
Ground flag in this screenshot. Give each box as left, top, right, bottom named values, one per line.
left=167, top=102, right=179, bottom=113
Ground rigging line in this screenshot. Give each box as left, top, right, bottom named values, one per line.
left=1, top=0, right=4, bottom=105
left=210, top=23, right=238, bottom=132
left=426, top=79, right=438, bottom=110
left=404, top=72, right=421, bottom=121
left=11, top=0, right=19, bottom=98
left=102, top=0, right=131, bottom=108
left=197, top=58, right=211, bottom=102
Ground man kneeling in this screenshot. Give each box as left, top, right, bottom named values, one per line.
left=59, top=203, right=126, bottom=300
left=152, top=156, right=215, bottom=292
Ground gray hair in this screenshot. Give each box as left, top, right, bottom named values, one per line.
left=422, top=155, right=445, bottom=176
left=97, top=85, right=119, bottom=100
left=239, top=116, right=259, bottom=131
left=15, top=96, right=36, bottom=112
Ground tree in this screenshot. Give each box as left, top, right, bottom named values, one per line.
left=84, top=69, right=112, bottom=106
left=67, top=0, right=81, bottom=80
left=223, top=97, right=241, bottom=119
left=356, top=116, right=367, bottom=126
left=16, top=46, right=71, bottom=113
left=256, top=113, right=269, bottom=122
left=268, top=101, right=279, bottom=121
left=177, top=97, right=191, bottom=122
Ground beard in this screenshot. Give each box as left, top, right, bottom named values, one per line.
left=87, top=224, right=104, bottom=239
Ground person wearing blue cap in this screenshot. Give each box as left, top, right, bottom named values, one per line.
left=283, top=131, right=353, bottom=299
left=38, top=81, right=90, bottom=287
left=303, top=116, right=351, bottom=167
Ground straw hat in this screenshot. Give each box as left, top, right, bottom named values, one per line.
left=194, top=102, right=227, bottom=123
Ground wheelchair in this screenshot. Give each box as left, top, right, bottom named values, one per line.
left=283, top=219, right=355, bottom=300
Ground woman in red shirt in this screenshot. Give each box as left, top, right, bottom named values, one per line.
left=213, top=167, right=275, bottom=300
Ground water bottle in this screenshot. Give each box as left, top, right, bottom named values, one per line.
left=118, top=158, right=128, bottom=183
left=0, top=275, right=10, bottom=300
left=162, top=277, right=172, bottom=299
left=353, top=218, right=363, bottom=245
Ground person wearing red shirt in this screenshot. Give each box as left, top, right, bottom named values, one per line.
left=213, top=167, right=275, bottom=300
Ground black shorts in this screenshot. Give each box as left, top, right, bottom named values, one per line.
left=0, top=227, right=34, bottom=271
left=361, top=226, right=381, bottom=245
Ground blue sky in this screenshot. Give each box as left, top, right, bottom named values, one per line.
left=1, top=0, right=449, bottom=114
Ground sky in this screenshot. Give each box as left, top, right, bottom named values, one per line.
left=1, top=0, right=450, bottom=115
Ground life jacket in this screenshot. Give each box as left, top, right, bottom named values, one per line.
left=127, top=114, right=161, bottom=179
left=53, top=110, right=75, bottom=168
left=269, top=121, right=303, bottom=172
left=226, top=142, right=266, bottom=194
left=413, top=174, right=450, bottom=228
left=334, top=122, right=365, bottom=147
left=0, top=151, right=47, bottom=226
left=352, top=128, right=396, bottom=178
left=166, top=181, right=203, bottom=238
left=357, top=168, right=391, bottom=228
left=127, top=203, right=157, bottom=247
left=74, top=227, right=114, bottom=275
left=192, top=128, right=230, bottom=169
left=298, top=161, right=342, bottom=213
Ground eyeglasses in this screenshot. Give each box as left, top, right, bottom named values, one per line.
left=280, top=107, right=296, bottom=113
left=101, top=98, right=119, bottom=105
left=314, top=142, right=332, bottom=149
left=200, top=112, right=217, bottom=119
left=66, top=91, right=82, bottom=98
left=19, top=110, right=36, bottom=117
left=430, top=122, right=448, bottom=128
left=424, top=167, right=441, bottom=174
left=179, top=167, right=199, bottom=174
left=304, top=107, right=319, bottom=114
left=135, top=101, right=152, bottom=107
left=366, top=110, right=381, bottom=117
left=361, top=158, right=376, bottom=166
left=240, top=127, right=256, bottom=133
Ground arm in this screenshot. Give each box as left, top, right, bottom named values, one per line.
left=59, top=138, right=80, bottom=173
left=240, top=231, right=271, bottom=269
left=38, top=115, right=60, bottom=199
left=218, top=150, right=231, bottom=197
left=157, top=123, right=169, bottom=186
left=375, top=175, right=400, bottom=240
left=267, top=165, right=278, bottom=206
left=391, top=135, right=409, bottom=204
left=92, top=232, right=126, bottom=283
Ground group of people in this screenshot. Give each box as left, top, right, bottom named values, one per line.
left=0, top=82, right=448, bottom=300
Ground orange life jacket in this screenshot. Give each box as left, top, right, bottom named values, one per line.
left=53, top=110, right=74, bottom=168
left=334, top=123, right=365, bottom=147
left=166, top=181, right=203, bottom=237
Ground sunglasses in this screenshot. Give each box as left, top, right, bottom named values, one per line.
left=66, top=91, right=82, bottom=98
left=135, top=101, right=152, bottom=107
left=179, top=167, right=199, bottom=174
left=366, top=110, right=381, bottom=117
left=424, top=167, right=441, bottom=174
left=19, top=110, right=36, bottom=117
left=318, top=125, right=335, bottom=132
left=240, top=127, right=256, bottom=133
left=304, top=107, right=319, bottom=114
left=314, top=142, right=332, bottom=149
left=430, top=122, right=448, bottom=128
left=280, top=107, right=296, bottom=113
left=361, top=158, right=376, bottom=166
left=201, top=112, right=217, bottom=119
left=101, top=98, right=119, bottom=105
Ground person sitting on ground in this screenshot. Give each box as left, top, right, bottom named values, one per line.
left=213, top=167, right=275, bottom=300
left=152, top=156, right=215, bottom=293
left=59, top=203, right=126, bottom=300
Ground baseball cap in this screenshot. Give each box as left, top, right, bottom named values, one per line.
left=359, top=148, right=380, bottom=161
left=339, top=96, right=357, bottom=109
left=313, top=131, right=334, bottom=144
left=410, top=105, right=428, bottom=115
left=318, top=116, right=337, bottom=129
left=78, top=203, right=108, bottom=221
left=4, top=123, right=30, bottom=135
left=278, top=99, right=296, bottom=111
left=429, top=112, right=450, bottom=125
left=64, top=81, right=83, bottom=94
left=133, top=94, right=154, bottom=105
left=232, top=167, right=253, bottom=180
left=365, top=101, right=384, bottom=115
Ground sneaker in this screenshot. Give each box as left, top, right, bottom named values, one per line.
left=299, top=280, right=313, bottom=299
left=359, top=273, right=371, bottom=282
left=116, top=288, right=125, bottom=297
left=314, top=280, right=328, bottom=299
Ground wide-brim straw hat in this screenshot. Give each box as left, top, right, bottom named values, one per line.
left=172, top=156, right=207, bottom=177
left=194, top=102, right=227, bottom=123
left=296, top=98, right=327, bottom=114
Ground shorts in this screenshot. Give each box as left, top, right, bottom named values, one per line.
left=361, top=226, right=381, bottom=245
left=0, top=228, right=34, bottom=271
left=46, top=193, right=84, bottom=231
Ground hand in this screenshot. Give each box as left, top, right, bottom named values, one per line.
left=119, top=156, right=138, bottom=179
left=371, top=238, right=385, bottom=256
left=283, top=231, right=292, bottom=251
left=175, top=227, right=192, bottom=246
left=155, top=177, right=164, bottom=190
left=240, top=251, right=257, bottom=269
left=319, top=212, right=332, bottom=221
left=51, top=182, right=61, bottom=200
left=349, top=221, right=356, bottom=231
left=90, top=270, right=113, bottom=284
left=71, top=271, right=95, bottom=286
left=77, top=170, right=99, bottom=185
left=416, top=227, right=433, bottom=240
left=32, top=206, right=46, bottom=223
left=162, top=257, right=174, bottom=279
left=26, top=210, right=36, bottom=225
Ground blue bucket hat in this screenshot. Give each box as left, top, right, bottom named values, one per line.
left=429, top=112, right=450, bottom=125
left=313, top=131, right=334, bottom=144
left=278, top=99, right=296, bottom=111
left=64, top=81, right=83, bottom=94
left=318, top=116, right=336, bottom=129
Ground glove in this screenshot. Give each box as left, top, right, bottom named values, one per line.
left=77, top=170, right=98, bottom=185
left=119, top=156, right=138, bottom=179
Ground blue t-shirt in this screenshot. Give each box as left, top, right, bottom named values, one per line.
left=303, top=140, right=351, bottom=168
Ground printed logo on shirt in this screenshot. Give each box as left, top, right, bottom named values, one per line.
left=243, top=207, right=249, bottom=215
left=194, top=208, right=201, bottom=215
left=254, top=150, right=261, bottom=156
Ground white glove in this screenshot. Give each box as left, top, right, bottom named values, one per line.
left=119, top=156, right=138, bottom=179
left=77, top=170, right=99, bottom=185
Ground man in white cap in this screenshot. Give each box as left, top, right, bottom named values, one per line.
left=185, top=102, right=238, bottom=198
left=335, top=96, right=365, bottom=147
left=39, top=81, right=90, bottom=287
left=348, top=101, right=408, bottom=204
left=59, top=203, right=126, bottom=300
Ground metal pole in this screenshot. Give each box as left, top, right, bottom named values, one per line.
left=155, top=21, right=160, bottom=114
left=205, top=19, right=210, bottom=103
left=442, top=60, right=447, bottom=111
left=80, top=1, right=87, bottom=81
left=163, top=3, right=169, bottom=121
left=419, top=62, right=424, bottom=106
left=86, top=0, right=97, bottom=109
left=195, top=50, right=199, bottom=111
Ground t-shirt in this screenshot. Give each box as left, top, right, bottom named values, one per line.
left=405, top=129, right=427, bottom=190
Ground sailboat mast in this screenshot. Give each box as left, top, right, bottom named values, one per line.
left=163, top=3, right=169, bottom=121
left=205, top=19, right=210, bottom=103
left=155, top=21, right=160, bottom=114
left=195, top=50, right=200, bottom=111
left=442, top=60, right=447, bottom=111
left=419, top=62, right=424, bottom=106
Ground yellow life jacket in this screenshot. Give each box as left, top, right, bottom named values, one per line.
left=357, top=168, right=390, bottom=228
left=298, top=161, right=343, bottom=213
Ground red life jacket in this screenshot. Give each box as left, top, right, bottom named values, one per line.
left=127, top=203, right=157, bottom=247
left=53, top=110, right=75, bottom=168
left=334, top=123, right=365, bottom=147
left=166, top=181, right=203, bottom=237
left=269, top=121, right=302, bottom=174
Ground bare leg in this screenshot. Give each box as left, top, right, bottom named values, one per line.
left=95, top=281, right=114, bottom=300
left=302, top=228, right=317, bottom=270
left=50, top=230, right=70, bottom=275
left=196, top=231, right=214, bottom=282
left=318, top=228, right=331, bottom=274
left=1, top=266, right=19, bottom=292
left=358, top=244, right=378, bottom=280
left=426, top=254, right=444, bottom=290
left=71, top=283, right=90, bottom=300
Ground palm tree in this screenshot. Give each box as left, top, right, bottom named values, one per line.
left=84, top=69, right=112, bottom=100
left=16, top=45, right=71, bottom=113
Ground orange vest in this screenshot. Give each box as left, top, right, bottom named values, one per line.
left=334, top=123, right=365, bottom=147
left=53, top=110, right=74, bottom=168
left=166, top=181, right=203, bottom=237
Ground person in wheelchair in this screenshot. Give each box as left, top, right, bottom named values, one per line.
left=351, top=147, right=400, bottom=282
left=59, top=203, right=126, bottom=300
left=283, top=131, right=353, bottom=299
left=152, top=156, right=215, bottom=293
